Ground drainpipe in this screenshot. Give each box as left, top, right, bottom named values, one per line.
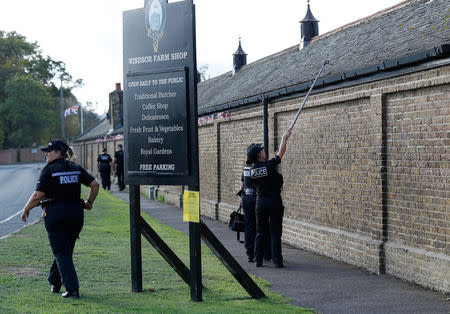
left=263, top=96, right=269, bottom=157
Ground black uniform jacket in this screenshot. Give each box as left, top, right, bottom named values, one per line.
left=114, top=150, right=124, bottom=167
left=36, top=158, right=95, bottom=201
left=250, top=155, right=283, bottom=196
left=97, top=153, right=112, bottom=166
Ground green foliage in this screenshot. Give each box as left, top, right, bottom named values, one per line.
left=0, top=74, right=56, bottom=147
left=0, top=188, right=312, bottom=313
left=157, top=194, right=165, bottom=203
left=0, top=30, right=99, bottom=148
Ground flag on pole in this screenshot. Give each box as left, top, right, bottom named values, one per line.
left=64, top=104, right=80, bottom=118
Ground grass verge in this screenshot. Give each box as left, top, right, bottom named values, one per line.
left=0, top=188, right=313, bottom=313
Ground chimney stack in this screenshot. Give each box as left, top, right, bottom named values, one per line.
left=115, top=82, right=121, bottom=91
left=300, top=0, right=319, bottom=49
left=232, top=37, right=247, bottom=74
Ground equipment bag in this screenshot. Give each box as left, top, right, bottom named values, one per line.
left=229, top=204, right=245, bottom=233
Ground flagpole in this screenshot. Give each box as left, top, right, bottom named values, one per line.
left=80, top=103, right=84, bottom=135
left=60, top=78, right=65, bottom=140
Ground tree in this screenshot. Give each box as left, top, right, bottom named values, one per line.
left=198, top=64, right=210, bottom=82
left=0, top=31, right=68, bottom=101
left=0, top=74, right=56, bottom=148
left=0, top=30, right=99, bottom=148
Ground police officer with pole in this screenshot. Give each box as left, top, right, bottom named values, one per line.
left=239, top=150, right=273, bottom=263
left=247, top=129, right=292, bottom=268
left=97, top=147, right=112, bottom=190
left=21, top=139, right=99, bottom=298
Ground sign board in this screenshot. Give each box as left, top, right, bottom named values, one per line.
left=123, top=0, right=199, bottom=186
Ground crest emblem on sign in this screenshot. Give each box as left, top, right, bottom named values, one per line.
left=145, top=0, right=167, bottom=53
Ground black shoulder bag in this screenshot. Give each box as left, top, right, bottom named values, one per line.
left=229, top=204, right=245, bottom=233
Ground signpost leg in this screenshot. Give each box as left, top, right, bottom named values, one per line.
left=199, top=221, right=266, bottom=299
left=189, top=182, right=202, bottom=301
left=189, top=219, right=202, bottom=301
left=130, top=184, right=142, bottom=292
left=139, top=216, right=192, bottom=286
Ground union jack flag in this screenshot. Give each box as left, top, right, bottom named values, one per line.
left=64, top=104, right=80, bottom=118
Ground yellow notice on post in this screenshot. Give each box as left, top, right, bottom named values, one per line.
left=183, top=190, right=200, bottom=223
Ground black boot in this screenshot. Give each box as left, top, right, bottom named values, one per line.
left=50, top=284, right=61, bottom=293
left=62, top=290, right=79, bottom=299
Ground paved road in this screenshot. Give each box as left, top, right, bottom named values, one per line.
left=112, top=188, right=449, bottom=314
left=0, top=163, right=44, bottom=239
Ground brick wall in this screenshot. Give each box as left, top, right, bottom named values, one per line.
left=0, top=150, right=17, bottom=164
left=198, top=123, right=218, bottom=218
left=383, top=84, right=450, bottom=292
left=195, top=64, right=449, bottom=293
left=0, top=148, right=45, bottom=164
left=71, top=64, right=449, bottom=293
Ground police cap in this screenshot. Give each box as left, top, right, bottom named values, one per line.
left=246, top=143, right=264, bottom=163
left=41, top=139, right=69, bottom=153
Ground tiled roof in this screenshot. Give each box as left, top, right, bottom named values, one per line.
left=73, top=118, right=110, bottom=142
left=198, top=0, right=450, bottom=111
left=73, top=0, right=449, bottom=140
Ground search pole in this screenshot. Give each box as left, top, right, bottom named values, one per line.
left=288, top=60, right=329, bottom=131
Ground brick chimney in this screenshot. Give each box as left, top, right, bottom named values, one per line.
left=108, top=83, right=123, bottom=131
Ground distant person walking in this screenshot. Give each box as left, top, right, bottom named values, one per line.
left=97, top=148, right=112, bottom=190
left=113, top=144, right=125, bottom=191
left=21, top=139, right=99, bottom=299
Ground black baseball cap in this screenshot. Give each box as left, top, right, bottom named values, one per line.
left=246, top=143, right=264, bottom=162
left=41, top=139, right=69, bottom=153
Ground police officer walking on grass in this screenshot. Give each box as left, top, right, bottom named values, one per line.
left=247, top=129, right=292, bottom=268
left=21, top=139, right=99, bottom=299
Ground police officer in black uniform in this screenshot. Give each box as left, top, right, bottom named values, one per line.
left=239, top=151, right=273, bottom=263
left=97, top=148, right=112, bottom=190
left=247, top=129, right=291, bottom=268
left=21, top=139, right=99, bottom=299
left=239, top=161, right=257, bottom=262
left=113, top=144, right=125, bottom=191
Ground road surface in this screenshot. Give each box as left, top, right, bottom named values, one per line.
left=0, top=163, right=45, bottom=239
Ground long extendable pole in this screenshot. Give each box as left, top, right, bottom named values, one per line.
left=288, top=60, right=329, bottom=131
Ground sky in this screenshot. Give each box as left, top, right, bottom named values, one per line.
left=0, top=0, right=405, bottom=115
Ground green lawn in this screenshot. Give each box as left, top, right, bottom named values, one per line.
left=0, top=188, right=313, bottom=313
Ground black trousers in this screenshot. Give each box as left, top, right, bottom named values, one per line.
left=116, top=165, right=125, bottom=189
left=242, top=194, right=256, bottom=259
left=255, top=194, right=284, bottom=265
left=99, top=165, right=111, bottom=190
left=44, top=201, right=84, bottom=292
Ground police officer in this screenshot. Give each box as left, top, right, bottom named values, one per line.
left=97, top=148, right=112, bottom=190
left=112, top=144, right=125, bottom=191
left=239, top=160, right=257, bottom=262
left=21, top=139, right=99, bottom=299
left=247, top=129, right=291, bottom=268
left=239, top=151, right=272, bottom=263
